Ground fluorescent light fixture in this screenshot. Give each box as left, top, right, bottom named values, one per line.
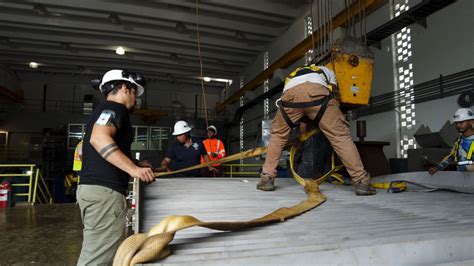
left=116, top=46, right=125, bottom=55
left=199, top=76, right=232, bottom=85
left=29, top=62, right=39, bottom=68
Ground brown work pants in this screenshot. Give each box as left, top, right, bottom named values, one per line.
left=262, top=82, right=368, bottom=184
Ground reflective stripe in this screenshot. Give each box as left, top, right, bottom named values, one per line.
left=73, top=140, right=83, bottom=171
left=454, top=138, right=474, bottom=162
left=467, top=141, right=474, bottom=160
left=284, top=65, right=332, bottom=92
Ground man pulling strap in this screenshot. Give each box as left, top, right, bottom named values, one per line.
left=257, top=64, right=376, bottom=196
left=77, top=69, right=155, bottom=265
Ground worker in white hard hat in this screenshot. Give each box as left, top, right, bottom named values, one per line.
left=158, top=120, right=218, bottom=176
left=200, top=125, right=226, bottom=177
left=77, top=69, right=155, bottom=265
left=429, top=107, right=474, bottom=174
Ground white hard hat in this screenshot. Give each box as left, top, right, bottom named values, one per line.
left=172, top=120, right=192, bottom=135
left=99, top=69, right=145, bottom=97
left=453, top=108, right=474, bottom=122
left=207, top=125, right=217, bottom=134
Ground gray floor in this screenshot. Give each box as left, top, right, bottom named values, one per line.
left=0, top=203, right=83, bottom=265
left=142, top=177, right=474, bottom=265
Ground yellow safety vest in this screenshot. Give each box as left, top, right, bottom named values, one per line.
left=284, top=64, right=334, bottom=92
left=73, top=140, right=83, bottom=171
left=453, top=137, right=474, bottom=162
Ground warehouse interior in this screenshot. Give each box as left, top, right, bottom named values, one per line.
left=0, top=0, right=473, bottom=265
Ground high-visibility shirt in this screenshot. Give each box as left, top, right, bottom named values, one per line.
left=201, top=138, right=226, bottom=166
left=73, top=140, right=83, bottom=172
left=283, top=65, right=337, bottom=94
left=437, top=135, right=474, bottom=172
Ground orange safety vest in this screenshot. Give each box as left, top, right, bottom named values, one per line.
left=201, top=138, right=226, bottom=166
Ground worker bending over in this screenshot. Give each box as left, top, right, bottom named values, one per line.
left=201, top=125, right=226, bottom=176
left=158, top=121, right=217, bottom=176
left=429, top=108, right=474, bottom=174
left=257, top=64, right=375, bottom=196
left=77, top=69, right=155, bottom=265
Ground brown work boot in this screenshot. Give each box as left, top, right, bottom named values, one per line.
left=354, top=176, right=376, bottom=196
left=257, top=173, right=275, bottom=191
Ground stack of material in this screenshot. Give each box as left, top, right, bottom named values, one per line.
left=141, top=178, right=474, bottom=265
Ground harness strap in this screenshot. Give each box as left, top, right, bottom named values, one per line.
left=280, top=96, right=328, bottom=108
left=313, top=94, right=331, bottom=125
left=278, top=94, right=332, bottom=129
left=277, top=100, right=299, bottom=128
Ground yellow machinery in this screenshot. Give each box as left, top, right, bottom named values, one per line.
left=326, top=36, right=374, bottom=106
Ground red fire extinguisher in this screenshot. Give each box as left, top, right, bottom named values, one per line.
left=0, top=180, right=11, bottom=208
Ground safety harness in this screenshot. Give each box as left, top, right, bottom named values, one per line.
left=453, top=137, right=474, bottom=163
left=279, top=65, right=334, bottom=128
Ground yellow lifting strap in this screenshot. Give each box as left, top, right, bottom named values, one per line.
left=371, top=181, right=407, bottom=192
left=114, top=129, right=342, bottom=266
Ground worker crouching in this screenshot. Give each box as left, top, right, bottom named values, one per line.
left=257, top=64, right=376, bottom=196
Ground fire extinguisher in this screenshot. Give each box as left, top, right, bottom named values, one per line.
left=0, top=180, right=11, bottom=208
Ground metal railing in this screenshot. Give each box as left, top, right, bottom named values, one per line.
left=0, top=98, right=228, bottom=121
left=222, top=163, right=262, bottom=177
left=0, top=164, right=53, bottom=205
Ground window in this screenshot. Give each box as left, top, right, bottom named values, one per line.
left=393, top=0, right=416, bottom=158
left=67, top=123, right=85, bottom=149
left=149, top=127, right=170, bottom=151
left=239, top=76, right=244, bottom=168
left=131, top=126, right=149, bottom=150
left=263, top=51, right=269, bottom=120
left=305, top=15, right=314, bottom=63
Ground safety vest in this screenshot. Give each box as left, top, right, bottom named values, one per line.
left=284, top=64, right=333, bottom=92
left=453, top=137, right=474, bottom=162
left=201, top=138, right=226, bottom=166
left=73, top=140, right=83, bottom=171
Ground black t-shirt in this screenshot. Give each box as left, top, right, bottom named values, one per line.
left=80, top=101, right=133, bottom=195
left=166, top=139, right=206, bottom=176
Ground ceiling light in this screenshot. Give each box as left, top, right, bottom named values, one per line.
left=33, top=4, right=48, bottom=16
left=115, top=46, right=125, bottom=55
left=199, top=76, right=232, bottom=84
left=29, top=62, right=39, bottom=69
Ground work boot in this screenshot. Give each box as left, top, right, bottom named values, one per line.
left=354, top=176, right=376, bottom=196
left=257, top=173, right=275, bottom=191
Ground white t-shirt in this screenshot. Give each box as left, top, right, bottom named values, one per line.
left=282, top=66, right=337, bottom=94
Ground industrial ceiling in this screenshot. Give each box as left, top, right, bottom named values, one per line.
left=0, top=0, right=310, bottom=90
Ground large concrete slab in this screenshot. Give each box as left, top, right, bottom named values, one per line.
left=141, top=177, right=474, bottom=265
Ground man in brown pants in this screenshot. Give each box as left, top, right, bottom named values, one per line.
left=257, top=65, right=376, bottom=196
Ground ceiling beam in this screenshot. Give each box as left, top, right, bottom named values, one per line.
left=216, top=0, right=386, bottom=113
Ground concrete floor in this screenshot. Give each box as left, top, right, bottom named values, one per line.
left=0, top=203, right=83, bottom=265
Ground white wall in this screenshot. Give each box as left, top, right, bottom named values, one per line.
left=411, top=0, right=474, bottom=84
left=231, top=0, right=472, bottom=161
left=350, top=111, right=399, bottom=158
left=355, top=0, right=471, bottom=159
